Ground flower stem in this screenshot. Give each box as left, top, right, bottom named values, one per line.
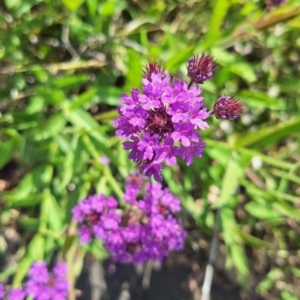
left=188, top=80, right=194, bottom=89
left=201, top=208, right=221, bottom=300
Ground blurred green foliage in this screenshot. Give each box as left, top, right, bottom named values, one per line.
left=1, top=0, right=300, bottom=299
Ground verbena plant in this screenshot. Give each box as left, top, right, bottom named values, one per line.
left=0, top=0, right=299, bottom=299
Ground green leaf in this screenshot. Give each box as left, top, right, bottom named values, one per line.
left=281, top=291, right=299, bottom=300
left=63, top=106, right=107, bottom=144
left=256, top=268, right=282, bottom=293
left=211, top=48, right=256, bottom=82
left=61, top=0, right=85, bottom=11
left=59, top=151, right=75, bottom=189
left=8, top=194, right=43, bottom=207
left=27, top=234, right=45, bottom=260
left=291, top=267, right=300, bottom=278
left=7, top=165, right=53, bottom=205
left=166, top=46, right=196, bottom=72
left=53, top=74, right=89, bottom=90
left=245, top=202, right=281, bottom=219
left=205, top=139, right=294, bottom=170
left=12, top=257, right=32, bottom=286
left=234, top=117, right=300, bottom=148
left=87, top=0, right=97, bottom=16
left=231, top=243, right=249, bottom=283
left=34, top=114, right=67, bottom=141
left=228, top=62, right=256, bottom=83
left=221, top=207, right=236, bottom=246
left=125, top=49, right=143, bottom=91
left=96, top=87, right=122, bottom=106
left=234, top=229, right=273, bottom=248
left=4, top=0, right=21, bottom=9
left=213, top=157, right=242, bottom=208
left=18, top=216, right=39, bottom=230
left=239, top=90, right=285, bottom=110
left=70, top=87, right=98, bottom=109
left=47, top=195, right=63, bottom=231
left=272, top=202, right=300, bottom=221
left=204, top=0, right=230, bottom=47
left=0, top=137, right=19, bottom=169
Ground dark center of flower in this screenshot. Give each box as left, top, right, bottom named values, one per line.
left=47, top=276, right=56, bottom=288
left=145, top=107, right=174, bottom=137
left=126, top=242, right=140, bottom=254
left=157, top=204, right=167, bottom=215
left=86, top=212, right=100, bottom=226
left=127, top=173, right=143, bottom=186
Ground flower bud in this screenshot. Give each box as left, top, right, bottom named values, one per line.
left=143, top=61, right=166, bottom=81
left=187, top=53, right=217, bottom=84
left=212, top=96, right=243, bottom=121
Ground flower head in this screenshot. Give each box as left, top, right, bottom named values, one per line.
left=187, top=53, right=217, bottom=84
left=212, top=95, right=243, bottom=121
left=25, top=261, right=69, bottom=300
left=114, top=71, right=209, bottom=181
left=72, top=194, right=120, bottom=243
left=73, top=173, right=186, bottom=264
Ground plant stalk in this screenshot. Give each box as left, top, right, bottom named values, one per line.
left=202, top=208, right=221, bottom=300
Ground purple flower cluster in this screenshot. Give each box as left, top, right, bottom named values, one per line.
left=72, top=194, right=121, bottom=244
left=26, top=261, right=69, bottom=300
left=8, top=288, right=25, bottom=300
left=114, top=65, right=209, bottom=181
left=0, top=284, right=4, bottom=299
left=72, top=172, right=186, bottom=263
left=0, top=284, right=25, bottom=300
left=0, top=262, right=68, bottom=300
